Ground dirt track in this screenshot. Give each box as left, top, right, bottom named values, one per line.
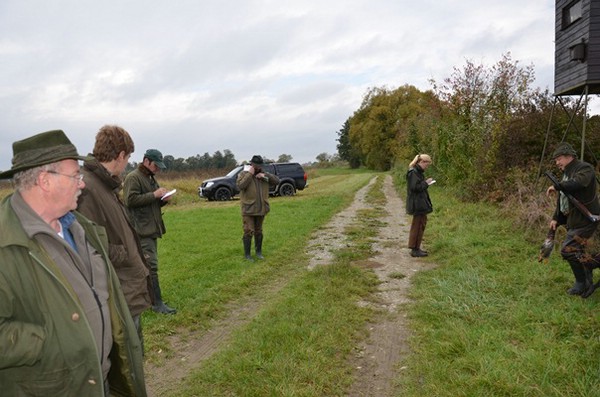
left=145, top=174, right=432, bottom=396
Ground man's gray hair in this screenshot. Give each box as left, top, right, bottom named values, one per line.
left=13, top=163, right=59, bottom=191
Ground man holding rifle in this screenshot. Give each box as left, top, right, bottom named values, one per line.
left=546, top=142, right=600, bottom=297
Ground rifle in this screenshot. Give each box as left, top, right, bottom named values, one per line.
left=544, top=171, right=600, bottom=223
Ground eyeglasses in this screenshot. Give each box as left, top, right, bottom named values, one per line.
left=46, top=170, right=84, bottom=183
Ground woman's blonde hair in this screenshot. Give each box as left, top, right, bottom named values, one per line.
left=409, top=154, right=432, bottom=169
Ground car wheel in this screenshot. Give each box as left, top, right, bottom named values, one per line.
left=214, top=187, right=232, bottom=201
left=278, top=182, right=295, bottom=196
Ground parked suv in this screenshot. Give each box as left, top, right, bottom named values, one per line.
left=198, top=162, right=308, bottom=201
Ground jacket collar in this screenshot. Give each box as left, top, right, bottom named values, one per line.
left=138, top=163, right=154, bottom=177
left=0, top=192, right=56, bottom=248
left=412, top=164, right=425, bottom=173
left=84, top=157, right=122, bottom=191
left=563, top=158, right=580, bottom=174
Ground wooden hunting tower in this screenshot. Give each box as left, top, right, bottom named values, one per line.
left=555, top=0, right=600, bottom=95
left=538, top=0, right=600, bottom=171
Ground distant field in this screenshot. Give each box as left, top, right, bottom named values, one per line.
left=0, top=166, right=324, bottom=203
left=0, top=181, right=11, bottom=200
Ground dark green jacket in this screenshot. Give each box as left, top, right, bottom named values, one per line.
left=123, top=165, right=167, bottom=239
left=237, top=170, right=279, bottom=216
left=553, top=159, right=600, bottom=230
left=0, top=194, right=146, bottom=396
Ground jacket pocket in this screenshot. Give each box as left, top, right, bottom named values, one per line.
left=16, top=366, right=74, bottom=395
left=109, top=243, right=128, bottom=267
left=242, top=203, right=256, bottom=214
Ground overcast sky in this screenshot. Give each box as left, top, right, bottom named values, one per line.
left=0, top=0, right=561, bottom=170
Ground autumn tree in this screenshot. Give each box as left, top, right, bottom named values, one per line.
left=336, top=118, right=361, bottom=168
left=430, top=52, right=542, bottom=195
left=348, top=85, right=439, bottom=171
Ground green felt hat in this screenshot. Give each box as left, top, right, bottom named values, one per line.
left=0, top=130, right=86, bottom=179
left=552, top=142, right=577, bottom=159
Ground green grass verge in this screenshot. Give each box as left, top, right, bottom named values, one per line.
left=397, top=188, right=600, bottom=397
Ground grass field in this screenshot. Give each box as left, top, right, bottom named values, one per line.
left=2, top=167, right=599, bottom=396
left=152, top=168, right=600, bottom=396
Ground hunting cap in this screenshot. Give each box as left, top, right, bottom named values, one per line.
left=144, top=149, right=166, bottom=169
left=552, top=142, right=577, bottom=159
left=0, top=129, right=86, bottom=180
left=250, top=155, right=264, bottom=165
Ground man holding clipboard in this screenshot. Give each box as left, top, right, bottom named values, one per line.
left=124, top=149, right=177, bottom=314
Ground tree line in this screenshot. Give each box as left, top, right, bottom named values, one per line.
left=336, top=52, right=600, bottom=201
left=125, top=150, right=306, bottom=173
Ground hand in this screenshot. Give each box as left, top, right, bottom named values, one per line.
left=248, top=166, right=256, bottom=175
left=546, top=186, right=557, bottom=196
left=256, top=172, right=266, bottom=180
left=549, top=220, right=558, bottom=231
left=426, top=178, right=433, bottom=184
left=154, top=187, right=168, bottom=199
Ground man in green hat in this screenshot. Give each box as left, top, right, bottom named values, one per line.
left=546, top=142, right=600, bottom=297
left=123, top=148, right=177, bottom=314
left=0, top=130, right=147, bottom=396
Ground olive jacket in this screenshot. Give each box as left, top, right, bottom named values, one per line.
left=78, top=158, right=153, bottom=317
left=123, top=165, right=167, bottom=239
left=0, top=194, right=146, bottom=396
left=406, top=165, right=433, bottom=216
left=237, top=169, right=280, bottom=216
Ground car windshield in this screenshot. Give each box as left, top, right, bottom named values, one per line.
left=226, top=166, right=244, bottom=177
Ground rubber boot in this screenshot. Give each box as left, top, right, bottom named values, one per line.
left=243, top=236, right=253, bottom=260
left=152, top=275, right=177, bottom=314
left=567, top=262, right=587, bottom=295
left=581, top=264, right=595, bottom=298
left=255, top=234, right=264, bottom=260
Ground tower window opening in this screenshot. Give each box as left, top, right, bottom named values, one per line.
left=563, top=1, right=583, bottom=29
